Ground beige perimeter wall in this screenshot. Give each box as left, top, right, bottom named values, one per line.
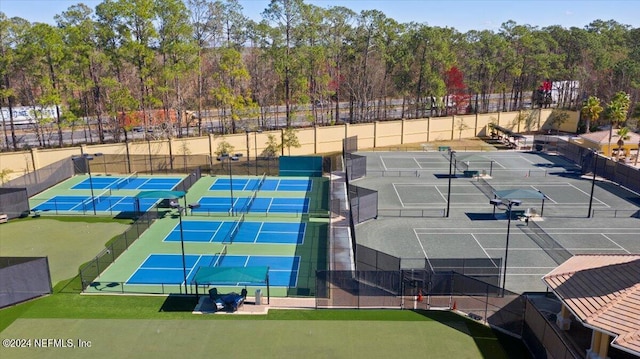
left=0, top=109, right=578, bottom=177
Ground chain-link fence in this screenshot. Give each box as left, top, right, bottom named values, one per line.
left=85, top=153, right=280, bottom=177
left=3, top=157, right=73, bottom=197
left=79, top=209, right=158, bottom=291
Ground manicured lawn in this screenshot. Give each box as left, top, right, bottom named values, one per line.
left=0, top=217, right=130, bottom=284
left=1, top=215, right=529, bottom=359
left=1, top=293, right=528, bottom=359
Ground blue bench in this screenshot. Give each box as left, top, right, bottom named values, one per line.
left=438, top=146, right=450, bottom=152
left=463, top=170, right=479, bottom=178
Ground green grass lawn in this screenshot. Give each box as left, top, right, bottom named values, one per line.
left=1, top=292, right=528, bottom=359
left=0, top=215, right=529, bottom=359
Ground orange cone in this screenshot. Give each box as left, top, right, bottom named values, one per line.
left=417, top=289, right=423, bottom=302
left=452, top=301, right=457, bottom=310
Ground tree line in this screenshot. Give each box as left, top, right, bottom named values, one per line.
left=1, top=0, right=639, bottom=151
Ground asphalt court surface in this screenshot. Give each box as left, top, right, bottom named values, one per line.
left=126, top=253, right=300, bottom=287
left=192, top=196, right=309, bottom=214
left=354, top=151, right=640, bottom=293
left=32, top=195, right=158, bottom=213
left=209, top=178, right=311, bottom=191
left=72, top=176, right=181, bottom=191
left=163, top=220, right=306, bottom=244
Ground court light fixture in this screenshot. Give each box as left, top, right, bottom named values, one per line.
left=587, top=149, right=598, bottom=218
left=81, top=154, right=97, bottom=215
left=489, top=198, right=521, bottom=295
left=175, top=205, right=188, bottom=295
left=446, top=150, right=456, bottom=217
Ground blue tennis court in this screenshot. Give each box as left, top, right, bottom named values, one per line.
left=163, top=220, right=306, bottom=244
left=192, top=197, right=309, bottom=214
left=210, top=178, right=311, bottom=192
left=127, top=253, right=300, bottom=287
left=32, top=195, right=158, bottom=213
left=72, top=175, right=182, bottom=191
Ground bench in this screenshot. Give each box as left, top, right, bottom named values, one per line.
left=463, top=170, right=479, bottom=178
left=438, top=146, right=451, bottom=152
left=510, top=210, right=525, bottom=219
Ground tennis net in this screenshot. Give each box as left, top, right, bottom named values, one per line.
left=257, top=173, right=267, bottom=191
left=223, top=214, right=245, bottom=244
left=473, top=177, right=495, bottom=198
left=242, top=190, right=258, bottom=213
left=455, top=160, right=469, bottom=172
left=212, top=245, right=228, bottom=267
left=442, top=149, right=468, bottom=172
left=94, top=188, right=112, bottom=204
left=115, top=172, right=138, bottom=190
left=524, top=221, right=572, bottom=265
left=81, top=188, right=112, bottom=213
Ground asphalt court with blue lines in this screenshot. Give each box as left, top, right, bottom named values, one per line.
left=72, top=176, right=181, bottom=191
left=32, top=195, right=158, bottom=213
left=210, top=178, right=311, bottom=191
left=163, top=220, right=306, bottom=244
left=126, top=253, right=300, bottom=287
left=192, top=197, right=309, bottom=214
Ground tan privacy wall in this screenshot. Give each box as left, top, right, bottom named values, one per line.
left=1, top=110, right=578, bottom=176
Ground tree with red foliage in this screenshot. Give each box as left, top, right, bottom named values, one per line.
left=445, top=67, right=472, bottom=114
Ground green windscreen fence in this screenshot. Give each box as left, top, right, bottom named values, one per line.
left=279, top=156, right=323, bottom=177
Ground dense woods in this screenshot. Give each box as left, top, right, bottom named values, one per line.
left=1, top=0, right=639, bottom=150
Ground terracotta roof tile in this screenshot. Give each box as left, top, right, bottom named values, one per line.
left=542, top=254, right=640, bottom=356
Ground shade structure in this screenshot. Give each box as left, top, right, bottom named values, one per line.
left=134, top=190, right=186, bottom=199
left=494, top=188, right=547, bottom=216
left=192, top=266, right=270, bottom=304
left=494, top=189, right=545, bottom=200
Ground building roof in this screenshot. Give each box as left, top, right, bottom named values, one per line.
left=542, top=254, right=640, bottom=356
left=579, top=130, right=640, bottom=146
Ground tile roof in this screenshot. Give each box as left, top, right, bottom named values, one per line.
left=542, top=254, right=640, bottom=356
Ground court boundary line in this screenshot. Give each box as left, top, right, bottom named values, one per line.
left=600, top=233, right=631, bottom=254
left=566, top=183, right=609, bottom=207
left=125, top=253, right=301, bottom=287
left=393, top=183, right=448, bottom=206
left=413, top=228, right=433, bottom=272
left=470, top=233, right=498, bottom=268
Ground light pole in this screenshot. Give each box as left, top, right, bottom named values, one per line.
left=83, top=154, right=96, bottom=215
left=176, top=205, right=188, bottom=295
left=254, top=130, right=261, bottom=176
left=490, top=198, right=521, bottom=295
left=587, top=150, right=598, bottom=218
left=446, top=150, right=456, bottom=217
left=221, top=154, right=237, bottom=215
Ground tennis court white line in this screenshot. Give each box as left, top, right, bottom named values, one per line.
left=528, top=185, right=558, bottom=204
left=413, top=231, right=638, bottom=235
left=380, top=157, right=389, bottom=170
left=253, top=222, right=264, bottom=243
left=413, top=228, right=433, bottom=272
left=600, top=234, right=630, bottom=254
left=517, top=155, right=535, bottom=164
left=507, top=273, right=554, bottom=276
left=434, top=185, right=447, bottom=203
left=484, top=247, right=621, bottom=251
left=392, top=184, right=407, bottom=207
left=470, top=233, right=498, bottom=268
left=413, top=157, right=424, bottom=168
left=490, top=159, right=506, bottom=169
left=567, top=183, right=609, bottom=207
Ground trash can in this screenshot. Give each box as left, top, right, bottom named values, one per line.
left=255, top=289, right=262, bottom=305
